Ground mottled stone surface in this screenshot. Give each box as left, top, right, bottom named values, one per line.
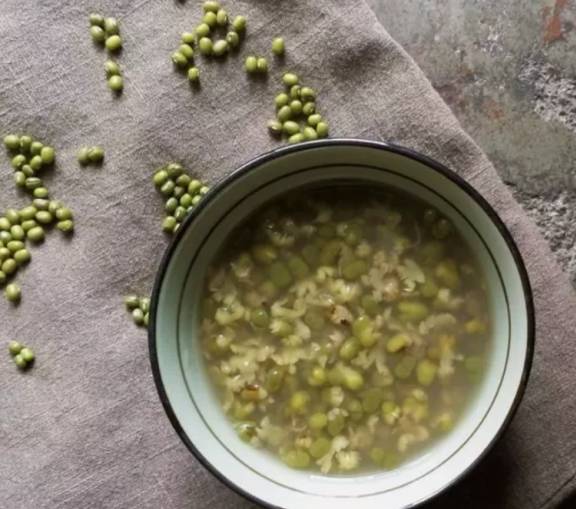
left=367, top=0, right=576, bottom=285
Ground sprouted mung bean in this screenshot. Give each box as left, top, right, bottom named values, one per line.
left=269, top=73, right=329, bottom=144
left=200, top=188, right=491, bottom=474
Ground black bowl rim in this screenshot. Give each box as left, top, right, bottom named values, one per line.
left=148, top=138, right=535, bottom=509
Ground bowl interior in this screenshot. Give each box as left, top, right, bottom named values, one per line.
left=151, top=141, right=532, bottom=509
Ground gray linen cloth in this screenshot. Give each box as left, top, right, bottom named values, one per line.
left=1, top=1, right=575, bottom=508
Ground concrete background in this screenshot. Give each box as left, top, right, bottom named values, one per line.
left=367, top=0, right=576, bottom=286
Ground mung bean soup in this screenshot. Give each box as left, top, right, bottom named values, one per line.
left=200, top=187, right=490, bottom=474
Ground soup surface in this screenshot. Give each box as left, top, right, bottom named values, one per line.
left=200, top=188, right=491, bottom=474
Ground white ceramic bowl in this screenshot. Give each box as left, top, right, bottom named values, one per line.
left=149, top=139, right=534, bottom=509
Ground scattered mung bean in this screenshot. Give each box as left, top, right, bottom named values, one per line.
left=105, top=35, right=122, bottom=52
left=272, top=37, right=285, bottom=56
left=4, top=283, right=21, bottom=303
